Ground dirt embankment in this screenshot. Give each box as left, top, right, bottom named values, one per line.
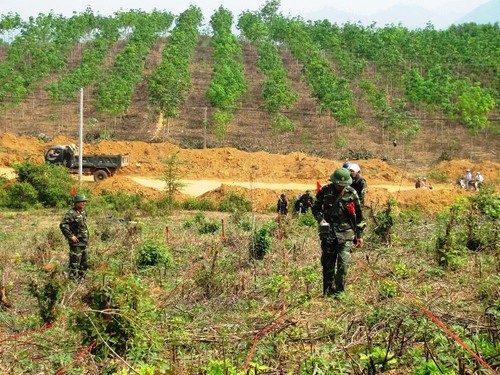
left=0, top=133, right=498, bottom=213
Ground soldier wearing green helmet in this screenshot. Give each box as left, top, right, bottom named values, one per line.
left=59, top=192, right=89, bottom=280
left=312, top=167, right=366, bottom=297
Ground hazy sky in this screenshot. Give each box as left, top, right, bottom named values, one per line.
left=0, top=0, right=489, bottom=20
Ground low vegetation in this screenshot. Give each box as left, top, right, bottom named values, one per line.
left=0, top=166, right=498, bottom=374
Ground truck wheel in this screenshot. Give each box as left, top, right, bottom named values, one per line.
left=94, top=170, right=108, bottom=182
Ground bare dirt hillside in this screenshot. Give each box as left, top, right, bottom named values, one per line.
left=1, top=133, right=498, bottom=213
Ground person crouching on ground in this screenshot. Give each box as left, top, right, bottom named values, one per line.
left=60, top=193, right=89, bottom=280
left=312, top=168, right=366, bottom=297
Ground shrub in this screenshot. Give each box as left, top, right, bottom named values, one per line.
left=12, top=161, right=74, bottom=207
left=28, top=268, right=64, bottom=323
left=297, top=211, right=317, bottom=227
left=374, top=198, right=396, bottom=243
left=136, top=239, right=172, bottom=268
left=249, top=224, right=272, bottom=260
left=219, top=191, right=252, bottom=212
left=426, top=170, right=449, bottom=183
left=6, top=182, right=39, bottom=209
left=198, top=220, right=222, bottom=235
left=229, top=211, right=253, bottom=231
left=469, top=185, right=499, bottom=219
left=72, top=275, right=161, bottom=360
left=181, top=197, right=216, bottom=211
left=0, top=175, right=8, bottom=206
left=98, top=189, right=144, bottom=213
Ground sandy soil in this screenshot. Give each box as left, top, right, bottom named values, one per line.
left=1, top=133, right=498, bottom=213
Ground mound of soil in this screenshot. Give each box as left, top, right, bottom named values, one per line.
left=1, top=133, right=498, bottom=213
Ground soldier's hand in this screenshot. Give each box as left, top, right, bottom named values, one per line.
left=71, top=235, right=79, bottom=244
left=354, top=238, right=363, bottom=248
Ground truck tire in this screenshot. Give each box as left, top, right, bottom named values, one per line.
left=94, top=170, right=108, bottom=182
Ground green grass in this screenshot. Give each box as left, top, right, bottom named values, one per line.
left=0, top=200, right=498, bottom=374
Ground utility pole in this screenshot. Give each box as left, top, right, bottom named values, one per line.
left=78, top=88, right=83, bottom=185
left=203, top=107, right=207, bottom=149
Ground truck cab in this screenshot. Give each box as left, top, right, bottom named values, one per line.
left=45, top=145, right=76, bottom=168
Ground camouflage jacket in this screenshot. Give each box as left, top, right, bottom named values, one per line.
left=312, top=184, right=366, bottom=243
left=59, top=207, right=89, bottom=245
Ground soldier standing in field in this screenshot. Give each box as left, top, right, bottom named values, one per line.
left=277, top=193, right=289, bottom=215
left=60, top=193, right=89, bottom=280
left=312, top=168, right=366, bottom=297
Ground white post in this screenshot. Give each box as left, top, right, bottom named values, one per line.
left=79, top=88, right=83, bottom=185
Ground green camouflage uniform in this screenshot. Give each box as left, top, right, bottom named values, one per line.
left=312, top=185, right=366, bottom=296
left=59, top=206, right=89, bottom=279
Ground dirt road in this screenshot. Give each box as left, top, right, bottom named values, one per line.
left=130, top=176, right=425, bottom=196
left=0, top=167, right=442, bottom=197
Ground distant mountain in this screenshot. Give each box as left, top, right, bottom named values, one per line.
left=302, top=0, right=497, bottom=30
left=367, top=4, right=449, bottom=29
left=454, top=0, right=500, bottom=24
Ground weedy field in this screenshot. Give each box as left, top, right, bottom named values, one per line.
left=0, top=186, right=498, bottom=374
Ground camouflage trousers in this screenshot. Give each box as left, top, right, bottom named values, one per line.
left=68, top=244, right=88, bottom=280
left=320, top=239, right=352, bottom=296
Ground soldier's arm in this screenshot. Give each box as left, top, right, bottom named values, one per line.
left=59, top=211, right=76, bottom=241
left=311, top=190, right=324, bottom=222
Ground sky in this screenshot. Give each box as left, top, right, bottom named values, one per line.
left=0, top=0, right=490, bottom=21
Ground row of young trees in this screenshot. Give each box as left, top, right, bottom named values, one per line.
left=206, top=7, right=248, bottom=141
left=0, top=11, right=97, bottom=109
left=0, top=1, right=498, bottom=140
left=304, top=18, right=498, bottom=136
left=45, top=15, right=122, bottom=103
left=148, top=6, right=203, bottom=137
left=238, top=5, right=298, bottom=144
left=94, top=10, right=174, bottom=118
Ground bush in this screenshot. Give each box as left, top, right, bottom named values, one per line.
left=10, top=161, right=74, bottom=208
left=198, top=220, right=222, bottom=235
left=297, top=211, right=317, bottom=227
left=72, top=275, right=161, bottom=360
left=469, top=186, right=499, bottom=219
left=426, top=170, right=449, bottom=183
left=6, top=182, right=39, bottom=209
left=136, top=239, right=172, bottom=268
left=98, top=189, right=144, bottom=213
left=249, top=224, right=272, bottom=260
left=182, top=197, right=216, bottom=211
left=219, top=191, right=252, bottom=212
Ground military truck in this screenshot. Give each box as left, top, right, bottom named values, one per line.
left=44, top=145, right=129, bottom=181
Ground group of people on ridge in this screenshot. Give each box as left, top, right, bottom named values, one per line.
left=415, top=177, right=432, bottom=189
left=459, top=169, right=484, bottom=190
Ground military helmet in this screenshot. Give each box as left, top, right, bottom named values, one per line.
left=330, top=168, right=352, bottom=187
left=73, top=192, right=87, bottom=203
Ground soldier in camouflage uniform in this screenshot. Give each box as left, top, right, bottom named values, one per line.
left=60, top=193, right=89, bottom=280
left=312, top=168, right=366, bottom=297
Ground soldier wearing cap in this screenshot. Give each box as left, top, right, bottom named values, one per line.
left=60, top=192, right=89, bottom=280
left=312, top=168, right=366, bottom=297
left=346, top=163, right=367, bottom=205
